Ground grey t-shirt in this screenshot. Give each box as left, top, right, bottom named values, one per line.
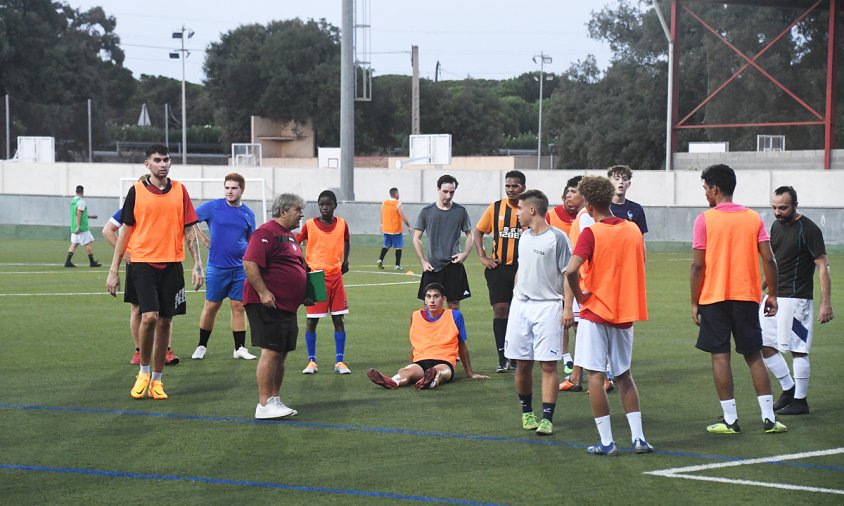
left=513, top=226, right=571, bottom=301
left=415, top=202, right=472, bottom=271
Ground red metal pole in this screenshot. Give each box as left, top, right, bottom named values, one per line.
left=824, top=0, right=839, bottom=170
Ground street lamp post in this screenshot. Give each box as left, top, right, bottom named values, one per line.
left=170, top=26, right=194, bottom=165
left=533, top=52, right=552, bottom=170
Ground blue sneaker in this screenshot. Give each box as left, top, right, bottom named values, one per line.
left=587, top=441, right=619, bottom=456
left=632, top=438, right=654, bottom=454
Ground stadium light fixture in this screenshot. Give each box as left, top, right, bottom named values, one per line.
left=533, top=52, right=552, bottom=170
left=171, top=25, right=194, bottom=165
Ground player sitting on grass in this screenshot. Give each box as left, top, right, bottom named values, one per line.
left=367, top=283, right=489, bottom=390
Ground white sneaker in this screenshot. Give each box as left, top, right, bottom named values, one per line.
left=233, top=346, right=257, bottom=360
left=255, top=399, right=297, bottom=419
left=335, top=361, right=351, bottom=374
left=302, top=360, right=318, bottom=374
left=191, top=345, right=207, bottom=360
left=395, top=265, right=404, bottom=271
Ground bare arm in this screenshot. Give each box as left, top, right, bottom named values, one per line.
left=398, top=204, right=412, bottom=232
left=473, top=228, right=498, bottom=269
left=458, top=340, right=488, bottom=379
left=185, top=224, right=204, bottom=291
left=105, top=224, right=134, bottom=296
left=815, top=254, right=833, bottom=323
left=413, top=229, right=433, bottom=271
left=689, top=248, right=705, bottom=326
left=75, top=208, right=83, bottom=234
left=243, top=260, right=275, bottom=308
left=453, top=229, right=474, bottom=264
left=102, top=221, right=119, bottom=249
left=563, top=263, right=575, bottom=329
left=195, top=226, right=211, bottom=249
left=759, top=240, right=777, bottom=317
left=342, top=239, right=350, bottom=274
left=565, top=255, right=587, bottom=305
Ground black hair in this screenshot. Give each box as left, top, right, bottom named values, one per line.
left=505, top=170, right=526, bottom=186
left=436, top=174, right=458, bottom=189
left=145, top=144, right=169, bottom=158
left=774, top=185, right=798, bottom=205
left=318, top=189, right=338, bottom=205
left=701, top=164, right=737, bottom=196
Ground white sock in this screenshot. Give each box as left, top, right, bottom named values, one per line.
left=139, top=364, right=151, bottom=375
left=758, top=394, right=774, bottom=421
left=626, top=411, right=644, bottom=442
left=793, top=355, right=810, bottom=399
left=720, top=399, right=738, bottom=424
left=595, top=415, right=613, bottom=445
left=151, top=371, right=162, bottom=381
left=763, top=353, right=795, bottom=390
left=562, top=353, right=572, bottom=364
left=391, top=374, right=402, bottom=384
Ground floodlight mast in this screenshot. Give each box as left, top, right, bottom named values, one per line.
left=172, top=26, right=194, bottom=165
left=533, top=52, right=552, bottom=170
left=652, top=1, right=674, bottom=172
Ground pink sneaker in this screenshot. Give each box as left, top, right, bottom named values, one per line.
left=130, top=351, right=141, bottom=365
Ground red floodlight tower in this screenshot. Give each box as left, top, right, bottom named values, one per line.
left=665, top=0, right=839, bottom=170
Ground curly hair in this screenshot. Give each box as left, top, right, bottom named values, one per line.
left=606, top=164, right=633, bottom=180
left=577, top=176, right=614, bottom=209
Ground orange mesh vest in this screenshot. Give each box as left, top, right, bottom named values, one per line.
left=581, top=221, right=648, bottom=323
left=699, top=208, right=762, bottom=304
left=547, top=207, right=573, bottom=235
left=410, top=309, right=459, bottom=367
left=305, top=217, right=346, bottom=275
left=381, top=200, right=402, bottom=234
left=127, top=181, right=185, bottom=262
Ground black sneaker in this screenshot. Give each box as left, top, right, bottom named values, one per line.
left=773, top=386, right=795, bottom=411
left=90, top=261, right=102, bottom=267
left=64, top=262, right=77, bottom=268
left=776, top=397, right=809, bottom=415
left=496, top=361, right=510, bottom=373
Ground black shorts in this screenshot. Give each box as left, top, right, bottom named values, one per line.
left=414, top=359, right=454, bottom=382
left=484, top=263, right=517, bottom=305
left=696, top=300, right=762, bottom=355
left=130, top=262, right=186, bottom=318
left=418, top=263, right=471, bottom=302
left=123, top=262, right=139, bottom=305
left=246, top=304, right=298, bottom=353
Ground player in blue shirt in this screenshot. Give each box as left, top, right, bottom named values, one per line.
left=607, top=165, right=648, bottom=235
left=191, top=173, right=258, bottom=360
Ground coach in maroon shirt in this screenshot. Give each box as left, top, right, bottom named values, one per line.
left=243, top=193, right=311, bottom=420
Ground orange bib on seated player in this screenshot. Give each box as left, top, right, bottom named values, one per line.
left=699, top=208, right=762, bottom=305
left=127, top=181, right=186, bottom=263
left=410, top=309, right=459, bottom=367
left=304, top=217, right=346, bottom=276
left=581, top=221, right=648, bottom=324
left=381, top=199, right=402, bottom=234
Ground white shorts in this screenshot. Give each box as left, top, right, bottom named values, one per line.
left=504, top=297, right=563, bottom=362
left=573, top=319, right=634, bottom=376
left=760, top=296, right=813, bottom=354
left=71, top=231, right=94, bottom=245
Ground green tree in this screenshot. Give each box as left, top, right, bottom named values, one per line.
left=0, top=0, right=134, bottom=159
left=204, top=19, right=340, bottom=147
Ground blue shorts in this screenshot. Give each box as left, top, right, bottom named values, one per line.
left=383, top=233, right=403, bottom=249
left=206, top=265, right=246, bottom=302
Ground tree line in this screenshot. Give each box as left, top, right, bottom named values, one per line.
left=1, top=0, right=840, bottom=167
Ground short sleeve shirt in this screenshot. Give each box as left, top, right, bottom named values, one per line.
left=771, top=215, right=827, bottom=299
left=610, top=199, right=648, bottom=234
left=513, top=226, right=571, bottom=301
left=414, top=203, right=472, bottom=271
left=196, top=198, right=256, bottom=269
left=242, top=220, right=307, bottom=313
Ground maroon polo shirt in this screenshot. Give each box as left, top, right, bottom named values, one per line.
left=242, top=220, right=307, bottom=313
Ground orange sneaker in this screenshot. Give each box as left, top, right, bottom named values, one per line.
left=131, top=373, right=150, bottom=399
left=559, top=379, right=583, bottom=392
left=148, top=380, right=168, bottom=400
left=165, top=350, right=180, bottom=365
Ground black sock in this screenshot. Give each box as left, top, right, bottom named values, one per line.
left=135, top=347, right=140, bottom=352
left=518, top=394, right=533, bottom=414
left=493, top=318, right=507, bottom=362
left=198, top=328, right=212, bottom=347
left=395, top=249, right=402, bottom=266
left=542, top=403, right=556, bottom=422
left=379, top=248, right=388, bottom=261
left=65, top=251, right=74, bottom=264
left=233, top=330, right=246, bottom=349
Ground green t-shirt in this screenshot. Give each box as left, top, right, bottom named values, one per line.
left=70, top=196, right=89, bottom=233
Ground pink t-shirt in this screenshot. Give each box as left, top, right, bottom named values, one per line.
left=692, top=202, right=768, bottom=249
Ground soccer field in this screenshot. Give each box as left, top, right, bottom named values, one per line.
left=1, top=239, right=842, bottom=505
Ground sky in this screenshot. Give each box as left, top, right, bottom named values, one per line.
left=70, top=0, right=618, bottom=85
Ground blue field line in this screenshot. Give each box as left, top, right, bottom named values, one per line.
left=0, top=463, right=503, bottom=505
left=2, top=403, right=844, bottom=471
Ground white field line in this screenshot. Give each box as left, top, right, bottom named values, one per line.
left=645, top=447, right=844, bottom=495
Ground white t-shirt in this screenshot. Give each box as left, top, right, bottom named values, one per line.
left=513, top=226, right=571, bottom=301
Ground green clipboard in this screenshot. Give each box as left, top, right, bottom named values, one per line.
left=306, top=270, right=327, bottom=302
